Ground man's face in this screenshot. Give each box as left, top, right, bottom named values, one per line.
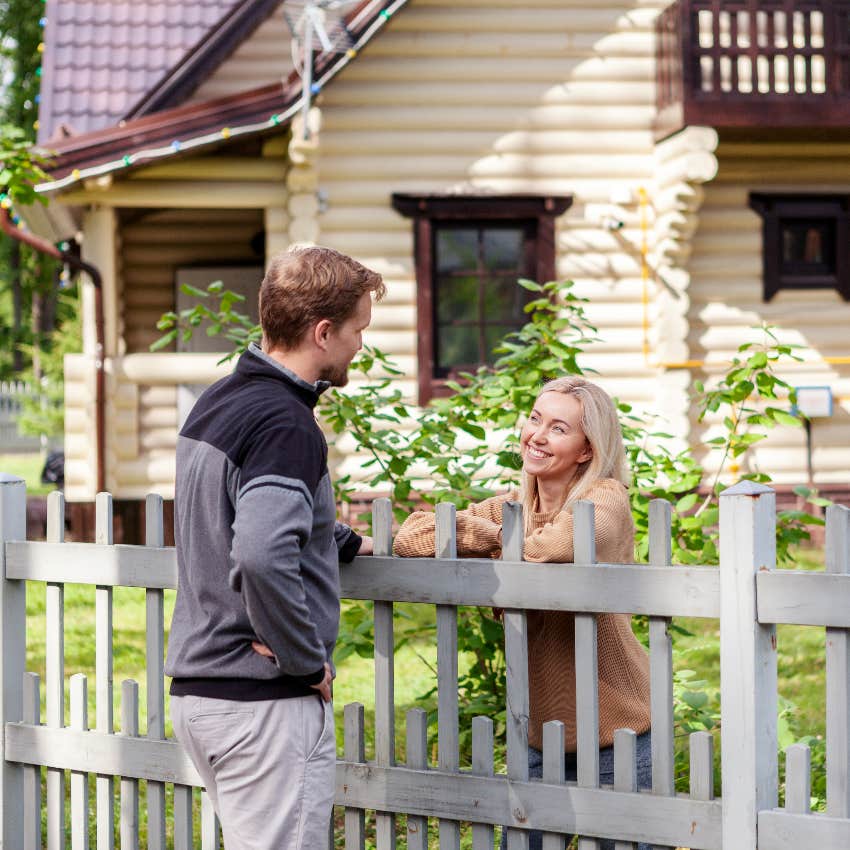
left=319, top=291, right=372, bottom=387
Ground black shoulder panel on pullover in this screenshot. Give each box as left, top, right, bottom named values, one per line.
left=180, top=347, right=328, bottom=495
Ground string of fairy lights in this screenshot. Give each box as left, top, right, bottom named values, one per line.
left=31, top=0, right=412, bottom=196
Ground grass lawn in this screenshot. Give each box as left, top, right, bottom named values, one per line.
left=0, top=452, right=51, bottom=495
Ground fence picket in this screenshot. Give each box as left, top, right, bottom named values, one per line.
left=45, top=490, right=66, bottom=850
left=0, top=474, right=27, bottom=850
left=614, top=728, right=637, bottom=850
left=406, top=708, right=429, bottom=850
left=471, top=716, right=494, bottom=850
left=372, top=498, right=396, bottom=850
left=648, top=500, right=674, bottom=850
left=826, top=504, right=850, bottom=818
left=145, top=494, right=167, bottom=850
left=574, top=500, right=599, bottom=850
left=689, top=731, right=714, bottom=802
left=786, top=744, right=812, bottom=815
left=436, top=502, right=460, bottom=850
left=719, top=482, right=778, bottom=848
left=344, top=703, right=366, bottom=850
left=173, top=786, right=194, bottom=850
left=502, top=500, right=529, bottom=850
left=23, top=672, right=41, bottom=850
left=70, top=674, right=90, bottom=850
left=95, top=492, right=115, bottom=850
left=120, top=680, right=140, bottom=850
left=201, top=792, right=220, bottom=850
left=542, top=720, right=566, bottom=850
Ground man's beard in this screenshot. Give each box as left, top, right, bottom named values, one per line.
left=318, top=362, right=350, bottom=388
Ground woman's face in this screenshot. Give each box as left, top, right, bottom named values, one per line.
left=520, top=391, right=592, bottom=485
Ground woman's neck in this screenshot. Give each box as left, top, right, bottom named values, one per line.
left=535, top=479, right=569, bottom=514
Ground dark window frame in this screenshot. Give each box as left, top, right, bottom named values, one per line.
left=392, top=194, right=572, bottom=403
left=749, top=193, right=850, bottom=302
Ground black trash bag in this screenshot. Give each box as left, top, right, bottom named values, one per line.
left=41, top=450, right=65, bottom=488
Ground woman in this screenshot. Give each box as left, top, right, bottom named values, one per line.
left=393, top=377, right=652, bottom=850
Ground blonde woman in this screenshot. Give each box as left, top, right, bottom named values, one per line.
left=393, top=377, right=652, bottom=850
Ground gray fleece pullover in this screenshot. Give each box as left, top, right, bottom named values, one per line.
left=165, top=343, right=361, bottom=700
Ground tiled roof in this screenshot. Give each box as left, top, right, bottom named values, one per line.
left=38, top=0, right=241, bottom=143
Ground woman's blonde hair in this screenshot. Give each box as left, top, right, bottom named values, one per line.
left=518, top=376, right=629, bottom=530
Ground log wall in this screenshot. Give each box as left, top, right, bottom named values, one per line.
left=686, top=141, right=850, bottom=485
left=315, top=0, right=675, bottom=483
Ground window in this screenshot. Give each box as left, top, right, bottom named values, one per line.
left=392, top=194, right=572, bottom=403
left=749, top=194, right=850, bottom=301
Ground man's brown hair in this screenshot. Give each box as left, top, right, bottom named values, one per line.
left=259, top=246, right=385, bottom=350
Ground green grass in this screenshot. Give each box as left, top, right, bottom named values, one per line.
left=0, top=452, right=51, bottom=495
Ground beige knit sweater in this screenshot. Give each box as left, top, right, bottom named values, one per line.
left=393, top=478, right=651, bottom=752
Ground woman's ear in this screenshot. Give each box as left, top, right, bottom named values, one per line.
left=578, top=441, right=593, bottom=464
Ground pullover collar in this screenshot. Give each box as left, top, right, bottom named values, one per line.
left=237, top=342, right=331, bottom=409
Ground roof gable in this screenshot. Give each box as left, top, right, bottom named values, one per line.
left=38, top=0, right=241, bottom=143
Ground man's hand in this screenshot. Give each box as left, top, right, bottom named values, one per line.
left=252, top=641, right=275, bottom=659
left=311, top=662, right=333, bottom=702
left=357, top=535, right=374, bottom=555
left=252, top=644, right=333, bottom=702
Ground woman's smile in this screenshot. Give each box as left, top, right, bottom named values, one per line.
left=520, top=391, right=592, bottom=486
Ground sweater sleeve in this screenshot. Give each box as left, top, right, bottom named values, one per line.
left=523, top=479, right=634, bottom=564
left=228, top=420, right=327, bottom=678
left=393, top=495, right=508, bottom=558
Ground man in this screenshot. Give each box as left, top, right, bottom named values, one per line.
left=166, top=246, right=385, bottom=850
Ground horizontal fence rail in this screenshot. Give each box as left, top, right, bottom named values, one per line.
left=1, top=475, right=850, bottom=848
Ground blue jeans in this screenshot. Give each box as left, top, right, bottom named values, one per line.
left=500, top=731, right=653, bottom=850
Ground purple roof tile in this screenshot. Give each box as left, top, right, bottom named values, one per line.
left=38, top=0, right=243, bottom=143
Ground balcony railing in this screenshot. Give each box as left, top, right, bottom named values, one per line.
left=655, top=0, right=850, bottom=138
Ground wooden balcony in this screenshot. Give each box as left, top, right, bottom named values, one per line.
left=655, top=0, right=850, bottom=138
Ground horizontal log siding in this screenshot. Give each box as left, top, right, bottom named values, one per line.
left=120, top=208, right=263, bottom=354
left=318, top=0, right=667, bottom=486
left=75, top=209, right=263, bottom=499
left=686, top=143, right=850, bottom=485
left=189, top=11, right=295, bottom=103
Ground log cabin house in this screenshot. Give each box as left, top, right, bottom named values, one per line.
left=23, top=0, right=850, bottom=534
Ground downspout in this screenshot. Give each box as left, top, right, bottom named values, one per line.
left=0, top=208, right=106, bottom=493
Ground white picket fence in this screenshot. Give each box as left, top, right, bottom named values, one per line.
left=0, top=473, right=849, bottom=849
left=0, top=382, right=42, bottom=453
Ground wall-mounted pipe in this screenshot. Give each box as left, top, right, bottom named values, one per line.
left=0, top=208, right=106, bottom=493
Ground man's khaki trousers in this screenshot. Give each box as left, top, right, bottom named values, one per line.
left=172, top=693, right=336, bottom=850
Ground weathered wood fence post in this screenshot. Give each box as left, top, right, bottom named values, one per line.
left=0, top=473, right=27, bottom=849
left=719, top=480, right=778, bottom=850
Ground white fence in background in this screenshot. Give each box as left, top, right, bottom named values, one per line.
left=0, top=382, right=41, bottom=454
left=0, top=473, right=849, bottom=848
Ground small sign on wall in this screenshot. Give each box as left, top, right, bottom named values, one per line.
left=793, top=386, right=833, bottom=419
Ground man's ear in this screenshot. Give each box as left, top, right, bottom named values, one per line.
left=313, top=319, right=333, bottom=350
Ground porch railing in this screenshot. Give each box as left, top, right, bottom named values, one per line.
left=655, top=0, right=850, bottom=137
left=1, top=473, right=849, bottom=848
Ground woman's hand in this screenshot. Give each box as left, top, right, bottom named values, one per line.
left=358, top=535, right=374, bottom=555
